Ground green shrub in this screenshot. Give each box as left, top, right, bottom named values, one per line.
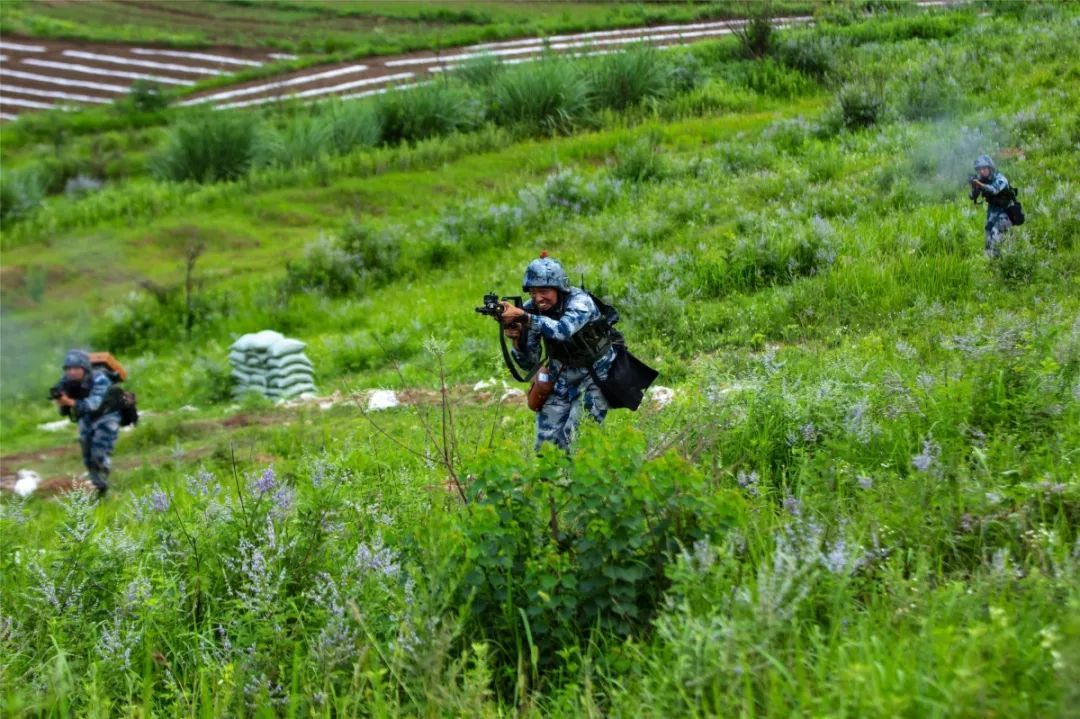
left=834, top=81, right=886, bottom=130
left=776, top=33, right=846, bottom=80
left=665, top=50, right=704, bottom=93
left=489, top=59, right=592, bottom=134
left=0, top=169, right=46, bottom=228
left=267, top=115, right=330, bottom=168
left=284, top=221, right=402, bottom=297
left=732, top=9, right=774, bottom=59
left=377, top=82, right=483, bottom=145
left=154, top=112, right=264, bottom=183
left=590, top=45, right=672, bottom=111
left=324, top=101, right=382, bottom=154
left=731, top=58, right=813, bottom=98
left=610, top=135, right=667, bottom=183
left=124, top=80, right=170, bottom=113
left=452, top=428, right=730, bottom=669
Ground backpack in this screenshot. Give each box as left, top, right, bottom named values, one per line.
left=92, top=352, right=139, bottom=426
left=1006, top=199, right=1025, bottom=226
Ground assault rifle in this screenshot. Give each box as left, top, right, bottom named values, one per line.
left=474, top=292, right=524, bottom=320
left=968, top=174, right=983, bottom=203
left=475, top=292, right=541, bottom=383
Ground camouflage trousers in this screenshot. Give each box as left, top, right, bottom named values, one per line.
left=535, top=349, right=615, bottom=451
left=79, top=411, right=121, bottom=492
left=985, top=207, right=1012, bottom=258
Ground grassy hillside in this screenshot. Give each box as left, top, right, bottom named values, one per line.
left=1, top=3, right=1079, bottom=716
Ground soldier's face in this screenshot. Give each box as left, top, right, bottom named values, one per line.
left=529, top=288, right=559, bottom=311
left=64, top=367, right=86, bottom=381
left=978, top=167, right=992, bottom=179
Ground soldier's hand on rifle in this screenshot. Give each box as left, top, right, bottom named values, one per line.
left=57, top=393, right=75, bottom=408
left=500, top=302, right=527, bottom=324
left=503, top=324, right=522, bottom=340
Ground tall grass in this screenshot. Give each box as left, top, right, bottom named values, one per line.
left=154, top=112, right=264, bottom=183
left=590, top=45, right=673, bottom=111
left=489, top=58, right=592, bottom=135
left=376, top=81, right=484, bottom=145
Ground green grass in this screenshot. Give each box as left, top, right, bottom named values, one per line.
left=1, top=4, right=1078, bottom=716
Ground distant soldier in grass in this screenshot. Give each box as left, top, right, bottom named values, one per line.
left=51, top=350, right=122, bottom=499
left=969, top=154, right=1023, bottom=258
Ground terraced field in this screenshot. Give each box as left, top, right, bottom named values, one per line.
left=1, top=15, right=814, bottom=118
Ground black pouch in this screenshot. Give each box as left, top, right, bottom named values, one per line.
left=589, top=346, right=659, bottom=411
left=1006, top=201, right=1025, bottom=226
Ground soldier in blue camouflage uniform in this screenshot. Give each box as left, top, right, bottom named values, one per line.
left=54, top=350, right=121, bottom=498
left=969, top=154, right=1014, bottom=258
left=500, top=255, right=617, bottom=451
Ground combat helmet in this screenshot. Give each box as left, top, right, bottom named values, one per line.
left=974, top=154, right=996, bottom=173
left=522, top=252, right=571, bottom=292
left=63, top=349, right=93, bottom=372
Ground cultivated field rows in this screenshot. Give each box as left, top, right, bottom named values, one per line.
left=0, top=1, right=960, bottom=120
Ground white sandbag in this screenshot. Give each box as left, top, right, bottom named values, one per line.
left=266, top=353, right=313, bottom=370
left=230, top=370, right=251, bottom=384
left=278, top=383, right=316, bottom=398
left=267, top=366, right=314, bottom=379
left=267, top=338, right=306, bottom=358
left=267, top=372, right=315, bottom=385
left=231, top=330, right=285, bottom=352
left=268, top=375, right=315, bottom=390
left=267, top=366, right=314, bottom=380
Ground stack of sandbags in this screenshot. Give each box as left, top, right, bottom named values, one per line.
left=229, top=331, right=316, bottom=400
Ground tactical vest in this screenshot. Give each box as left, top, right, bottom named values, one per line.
left=542, top=295, right=616, bottom=369
left=984, top=183, right=1016, bottom=209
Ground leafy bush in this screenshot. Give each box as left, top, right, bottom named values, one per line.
left=154, top=112, right=264, bottom=183
left=775, top=33, right=846, bottom=80
left=285, top=221, right=402, bottom=297
left=539, top=168, right=623, bottom=214
left=489, top=59, right=592, bottom=134
left=0, top=169, right=46, bottom=228
left=610, top=135, right=667, bottom=183
left=452, top=428, right=728, bottom=667
left=834, top=81, right=886, bottom=130
left=666, top=50, right=704, bottom=93
left=125, top=80, right=169, bottom=113
left=376, top=82, right=483, bottom=145
left=732, top=9, right=774, bottom=59
left=590, top=45, right=672, bottom=111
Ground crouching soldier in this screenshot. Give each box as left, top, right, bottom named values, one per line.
left=53, top=350, right=121, bottom=498
left=498, top=254, right=618, bottom=451
left=969, top=154, right=1019, bottom=258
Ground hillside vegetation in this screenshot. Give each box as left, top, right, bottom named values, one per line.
left=1, top=3, right=1078, bottom=716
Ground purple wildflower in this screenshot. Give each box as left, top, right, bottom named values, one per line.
left=823, top=537, right=848, bottom=574
left=857, top=475, right=873, bottom=490
left=783, top=495, right=802, bottom=517
left=252, top=467, right=276, bottom=496
left=151, top=490, right=171, bottom=514
left=736, top=470, right=759, bottom=497
left=912, top=438, right=940, bottom=473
